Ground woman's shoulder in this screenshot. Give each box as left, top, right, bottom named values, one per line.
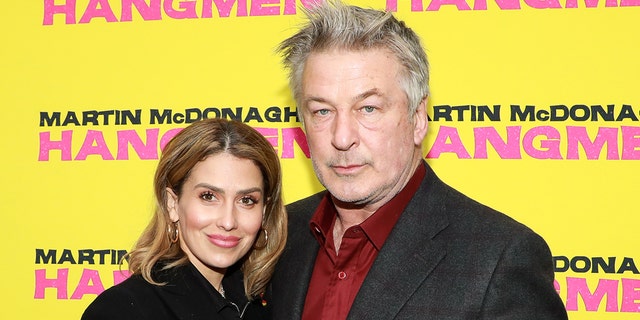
left=80, top=274, right=154, bottom=320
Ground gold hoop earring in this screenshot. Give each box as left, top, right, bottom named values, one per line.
left=263, top=229, right=268, bottom=242
left=168, top=222, right=179, bottom=243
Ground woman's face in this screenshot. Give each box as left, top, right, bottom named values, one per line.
left=167, top=152, right=264, bottom=281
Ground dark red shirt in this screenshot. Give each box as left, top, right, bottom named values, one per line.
left=301, top=164, right=426, bottom=320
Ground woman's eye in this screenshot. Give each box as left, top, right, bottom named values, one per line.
left=200, top=191, right=216, bottom=201
left=239, top=196, right=258, bottom=206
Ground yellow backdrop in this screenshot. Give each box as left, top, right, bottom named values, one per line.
left=1, top=0, right=639, bottom=318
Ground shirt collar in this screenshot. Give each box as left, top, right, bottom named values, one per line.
left=309, top=162, right=426, bottom=250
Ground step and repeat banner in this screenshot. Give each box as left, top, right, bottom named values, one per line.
left=1, top=0, right=638, bottom=319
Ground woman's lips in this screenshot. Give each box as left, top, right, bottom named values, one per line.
left=207, top=234, right=240, bottom=248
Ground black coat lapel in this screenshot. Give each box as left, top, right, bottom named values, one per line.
left=153, top=265, right=226, bottom=319
left=270, top=192, right=324, bottom=320
left=348, top=164, right=450, bottom=320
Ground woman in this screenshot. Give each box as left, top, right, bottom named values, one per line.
left=82, top=118, right=287, bottom=320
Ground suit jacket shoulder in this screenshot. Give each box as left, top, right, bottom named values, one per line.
left=348, top=163, right=567, bottom=319
left=270, top=163, right=567, bottom=319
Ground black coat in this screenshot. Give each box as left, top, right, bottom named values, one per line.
left=82, top=262, right=266, bottom=320
left=268, top=161, right=568, bottom=319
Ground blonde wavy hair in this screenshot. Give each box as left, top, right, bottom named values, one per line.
left=126, top=117, right=287, bottom=299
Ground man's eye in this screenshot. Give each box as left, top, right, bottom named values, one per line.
left=316, top=109, right=330, bottom=116
left=362, top=106, right=376, bottom=113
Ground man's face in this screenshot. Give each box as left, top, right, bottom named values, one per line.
left=300, top=48, right=427, bottom=210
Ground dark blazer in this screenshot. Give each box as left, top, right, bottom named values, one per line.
left=269, top=162, right=567, bottom=319
left=82, top=263, right=266, bottom=320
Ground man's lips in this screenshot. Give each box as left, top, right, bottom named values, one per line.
left=331, top=164, right=365, bottom=174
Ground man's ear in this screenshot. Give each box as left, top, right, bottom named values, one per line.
left=166, top=187, right=179, bottom=222
left=413, top=97, right=429, bottom=146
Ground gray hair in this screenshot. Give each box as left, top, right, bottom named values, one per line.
left=277, top=0, right=429, bottom=119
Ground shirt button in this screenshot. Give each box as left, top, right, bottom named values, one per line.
left=338, top=271, right=347, bottom=280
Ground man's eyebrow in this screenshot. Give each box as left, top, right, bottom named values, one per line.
left=303, top=88, right=382, bottom=106
left=353, top=88, right=382, bottom=103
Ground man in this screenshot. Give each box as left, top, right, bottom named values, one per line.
left=269, top=1, right=568, bottom=319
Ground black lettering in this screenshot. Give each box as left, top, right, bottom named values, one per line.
left=591, top=105, right=615, bottom=121
left=222, top=107, right=242, bottom=121
left=283, top=107, right=298, bottom=123
left=477, top=105, right=501, bottom=121
left=185, top=108, right=202, bottom=123
left=617, top=257, right=640, bottom=274
left=58, top=249, right=77, bottom=264
left=40, top=112, right=61, bottom=126
left=150, top=109, right=172, bottom=124
left=617, top=104, right=640, bottom=121
left=265, top=106, right=282, bottom=122
left=592, top=257, right=615, bottom=273
left=433, top=105, right=452, bottom=121
left=202, top=107, right=221, bottom=119
left=121, top=109, right=142, bottom=125
left=78, top=249, right=94, bottom=264
left=245, top=107, right=263, bottom=122
left=62, top=112, right=80, bottom=126
left=35, top=249, right=57, bottom=264
left=550, top=105, right=569, bottom=121
left=553, top=256, right=569, bottom=272
left=570, top=256, right=591, bottom=273
left=510, top=105, right=535, bottom=121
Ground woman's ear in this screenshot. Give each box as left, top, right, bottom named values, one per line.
left=166, top=187, right=179, bottom=222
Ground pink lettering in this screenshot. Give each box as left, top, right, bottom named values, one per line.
left=386, top=0, right=427, bottom=11
left=113, top=270, right=131, bottom=286
left=75, top=130, right=115, bottom=160
left=202, top=0, right=249, bottom=18
left=284, top=0, right=298, bottom=14
left=251, top=0, right=280, bottom=15
left=473, top=0, right=521, bottom=9
left=79, top=0, right=118, bottom=23
left=39, top=131, right=73, bottom=161
left=71, top=269, right=105, bottom=299
left=621, top=0, right=640, bottom=6
left=522, top=126, right=562, bottom=159
left=116, top=129, right=160, bottom=160
left=426, top=126, right=472, bottom=159
left=160, top=128, right=184, bottom=151
left=621, top=278, right=640, bottom=312
left=524, top=0, right=563, bottom=8
left=427, top=0, right=472, bottom=10
left=255, top=128, right=279, bottom=152
left=566, top=277, right=619, bottom=312
left=43, top=0, right=76, bottom=25
left=566, top=126, right=619, bottom=160
left=622, top=126, right=640, bottom=160
left=34, top=269, right=69, bottom=299
left=121, top=0, right=162, bottom=21
left=164, top=0, right=198, bottom=19
left=565, top=0, right=618, bottom=7
left=473, top=126, right=522, bottom=159
left=281, top=127, right=310, bottom=159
